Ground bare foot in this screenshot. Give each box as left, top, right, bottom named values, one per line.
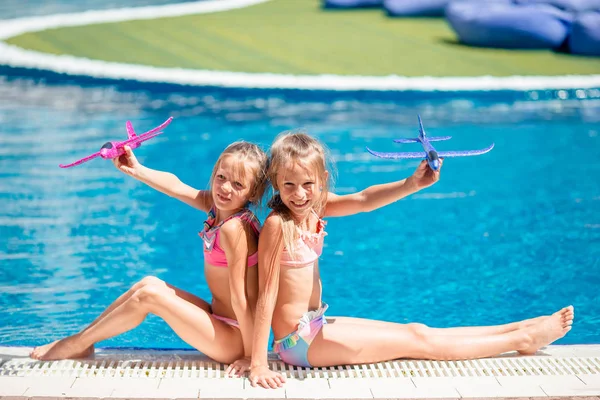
left=30, top=336, right=94, bottom=361
left=518, top=306, right=574, bottom=330
left=518, top=306, right=574, bottom=355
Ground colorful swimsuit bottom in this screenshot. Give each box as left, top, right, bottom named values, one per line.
left=272, top=303, right=328, bottom=368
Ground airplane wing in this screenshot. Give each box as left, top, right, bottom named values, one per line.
left=366, top=147, right=425, bottom=159
left=436, top=143, right=495, bottom=158
left=393, top=138, right=420, bottom=144
left=139, top=117, right=173, bottom=137
left=59, top=152, right=101, bottom=168
left=427, top=135, right=452, bottom=142
left=125, top=130, right=165, bottom=146
left=126, top=121, right=137, bottom=139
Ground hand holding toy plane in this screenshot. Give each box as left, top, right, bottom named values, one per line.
left=366, top=115, right=494, bottom=171
left=59, top=117, right=173, bottom=168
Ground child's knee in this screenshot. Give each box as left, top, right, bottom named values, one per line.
left=131, top=285, right=169, bottom=311
left=132, top=276, right=164, bottom=291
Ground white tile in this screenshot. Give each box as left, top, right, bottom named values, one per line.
left=328, top=378, right=370, bottom=389
left=382, top=377, right=460, bottom=398
left=110, top=387, right=163, bottom=398
left=412, top=377, right=482, bottom=399
left=313, top=380, right=373, bottom=399
left=329, top=376, right=415, bottom=399
left=199, top=377, right=245, bottom=389
left=73, top=377, right=161, bottom=390
left=496, top=375, right=567, bottom=385
left=284, top=378, right=329, bottom=399
left=155, top=387, right=200, bottom=399
left=361, top=377, right=414, bottom=387
left=156, top=378, right=202, bottom=399
left=241, top=385, right=287, bottom=398
left=108, top=378, right=163, bottom=398
left=200, top=385, right=248, bottom=399
left=441, top=376, right=508, bottom=398
left=199, top=387, right=248, bottom=398
left=495, top=375, right=556, bottom=397
left=540, top=374, right=594, bottom=396
left=578, top=373, right=600, bottom=386
left=22, top=377, right=76, bottom=397
left=0, top=377, right=29, bottom=396
left=364, top=377, right=414, bottom=399
left=64, top=384, right=114, bottom=398
left=541, top=375, right=600, bottom=396
left=542, top=384, right=600, bottom=396
left=196, top=378, right=247, bottom=398
left=159, top=378, right=203, bottom=390
left=372, top=384, right=459, bottom=399
left=459, top=382, right=546, bottom=398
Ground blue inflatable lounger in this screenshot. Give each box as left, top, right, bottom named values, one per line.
left=384, top=0, right=449, bottom=16
left=514, top=0, right=600, bottom=12
left=568, top=12, right=600, bottom=56
left=384, top=0, right=511, bottom=17
left=324, top=0, right=382, bottom=8
left=445, top=2, right=573, bottom=49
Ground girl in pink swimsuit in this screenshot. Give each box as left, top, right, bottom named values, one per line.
left=249, top=132, right=574, bottom=389
left=31, top=141, right=268, bottom=377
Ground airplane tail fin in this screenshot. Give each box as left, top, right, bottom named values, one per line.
left=427, top=136, right=452, bottom=142
left=126, top=121, right=137, bottom=139
left=417, top=114, right=426, bottom=139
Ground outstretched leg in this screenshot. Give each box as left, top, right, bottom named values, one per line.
left=337, top=306, right=573, bottom=338
left=30, top=277, right=240, bottom=363
left=307, top=307, right=573, bottom=367
left=31, top=276, right=210, bottom=360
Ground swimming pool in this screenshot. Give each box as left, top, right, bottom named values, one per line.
left=0, top=0, right=203, bottom=19
left=0, top=73, right=598, bottom=349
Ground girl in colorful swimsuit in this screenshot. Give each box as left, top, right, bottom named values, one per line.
left=31, top=141, right=268, bottom=376
left=249, top=132, right=575, bottom=389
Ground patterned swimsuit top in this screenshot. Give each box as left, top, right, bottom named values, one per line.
left=198, top=206, right=261, bottom=268
left=280, top=210, right=327, bottom=269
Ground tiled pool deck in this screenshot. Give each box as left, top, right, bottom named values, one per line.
left=1, top=345, right=599, bottom=399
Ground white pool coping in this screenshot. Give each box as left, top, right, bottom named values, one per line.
left=1, top=0, right=600, bottom=92
left=1, top=345, right=599, bottom=398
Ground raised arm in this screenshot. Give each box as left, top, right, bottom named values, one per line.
left=324, top=159, right=441, bottom=217
left=113, top=146, right=211, bottom=212
left=250, top=214, right=286, bottom=389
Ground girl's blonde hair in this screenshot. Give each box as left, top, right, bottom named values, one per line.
left=210, top=141, right=268, bottom=207
left=267, top=131, right=330, bottom=255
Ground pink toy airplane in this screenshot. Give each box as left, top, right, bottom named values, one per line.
left=59, top=117, right=173, bottom=168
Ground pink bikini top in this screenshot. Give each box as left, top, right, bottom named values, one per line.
left=280, top=210, right=327, bottom=268
left=198, top=207, right=261, bottom=268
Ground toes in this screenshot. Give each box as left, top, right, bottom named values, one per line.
left=566, top=306, right=574, bottom=315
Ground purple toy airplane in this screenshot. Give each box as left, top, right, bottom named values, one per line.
left=59, top=117, right=173, bottom=168
left=366, top=115, right=494, bottom=171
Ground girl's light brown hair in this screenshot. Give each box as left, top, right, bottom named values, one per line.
left=210, top=141, right=268, bottom=207
left=267, top=131, right=330, bottom=255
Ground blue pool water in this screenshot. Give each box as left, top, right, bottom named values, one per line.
left=0, top=0, right=203, bottom=20
left=0, top=74, right=599, bottom=349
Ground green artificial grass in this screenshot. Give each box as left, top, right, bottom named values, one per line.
left=6, top=0, right=600, bottom=76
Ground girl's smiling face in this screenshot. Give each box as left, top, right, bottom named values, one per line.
left=212, top=155, right=254, bottom=214
left=277, top=161, right=320, bottom=219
